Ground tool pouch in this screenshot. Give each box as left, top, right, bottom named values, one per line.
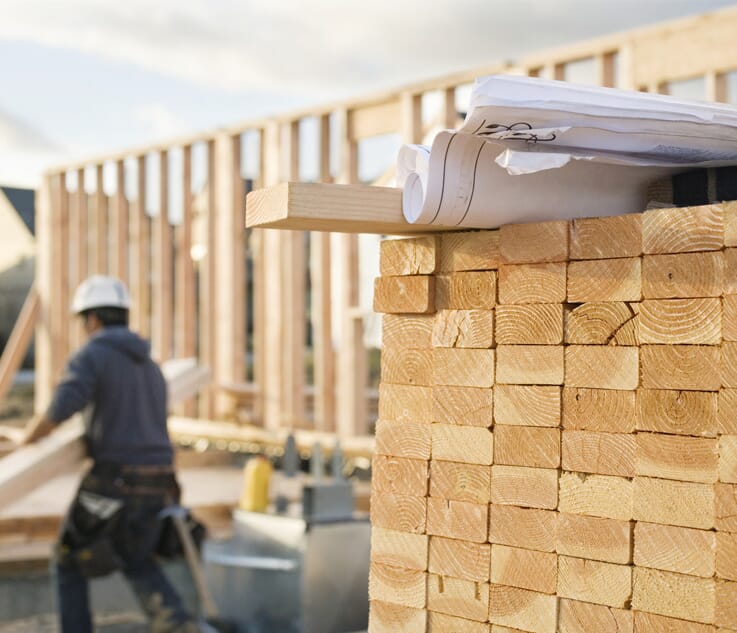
left=56, top=490, right=124, bottom=577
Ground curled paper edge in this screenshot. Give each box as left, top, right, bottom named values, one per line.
left=494, top=148, right=573, bottom=175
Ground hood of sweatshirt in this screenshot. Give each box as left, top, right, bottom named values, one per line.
left=90, top=326, right=151, bottom=363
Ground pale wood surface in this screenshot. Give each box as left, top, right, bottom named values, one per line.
left=499, top=220, right=569, bottom=264
left=431, top=424, right=493, bottom=465
left=435, top=271, right=497, bottom=311
left=558, top=556, right=632, bottom=608
left=372, top=455, right=429, bottom=497
left=717, top=579, right=737, bottom=629
left=494, top=385, right=561, bottom=428
left=495, top=304, right=564, bottom=345
left=633, top=477, right=715, bottom=530
left=426, top=496, right=488, bottom=543
left=632, top=567, right=715, bottom=625
left=383, top=314, right=434, bottom=349
left=379, top=384, right=432, bottom=424
left=723, top=343, right=737, bottom=388
left=720, top=435, right=737, bottom=484
left=558, top=599, right=633, bottom=633
left=635, top=433, right=718, bottom=483
left=569, top=214, right=642, bottom=260
left=488, top=584, right=558, bottom=633
left=375, top=419, right=431, bottom=460
left=498, top=263, right=567, bottom=305
left=490, top=465, right=559, bottom=510
left=633, top=611, right=714, bottom=633
left=439, top=231, right=500, bottom=272
left=490, top=544, right=557, bottom=594
left=637, top=389, right=718, bottom=437
left=431, top=310, right=494, bottom=348
left=639, top=298, right=721, bottom=345
left=564, top=302, right=638, bottom=346
left=642, top=204, right=724, bottom=255
left=368, top=600, right=426, bottom=633
left=370, top=491, right=426, bottom=534
left=429, top=460, right=491, bottom=504
left=557, top=513, right=632, bottom=565
left=369, top=562, right=427, bottom=609
left=724, top=295, right=737, bottom=341
left=493, top=426, right=560, bottom=469
left=562, top=430, right=636, bottom=477
left=428, top=535, right=491, bottom=582
left=567, top=257, right=641, bottom=303
left=562, top=388, right=636, bottom=433
left=715, top=483, right=737, bottom=533
left=640, top=345, right=720, bottom=391
left=427, top=611, right=490, bottom=633
left=380, top=236, right=438, bottom=276
left=495, top=346, right=564, bottom=386
left=488, top=505, right=558, bottom=553
left=310, top=230, right=335, bottom=432
left=725, top=248, right=737, bottom=294
left=427, top=574, right=489, bottom=622
left=246, top=182, right=459, bottom=234
left=642, top=251, right=724, bottom=299
left=432, top=386, right=493, bottom=428
left=374, top=275, right=435, bottom=314
left=565, top=346, right=639, bottom=390
left=727, top=202, right=737, bottom=248
left=558, top=472, right=633, bottom=520
left=717, top=389, right=737, bottom=435
left=432, top=348, right=495, bottom=388
left=380, top=347, right=433, bottom=387
left=634, top=522, right=716, bottom=578
left=370, top=527, right=428, bottom=571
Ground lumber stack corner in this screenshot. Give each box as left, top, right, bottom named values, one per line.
left=369, top=202, right=737, bottom=632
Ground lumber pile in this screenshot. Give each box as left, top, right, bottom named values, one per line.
left=368, top=201, right=737, bottom=632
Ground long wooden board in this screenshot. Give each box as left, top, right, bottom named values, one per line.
left=0, top=358, right=212, bottom=511
left=246, top=182, right=461, bottom=234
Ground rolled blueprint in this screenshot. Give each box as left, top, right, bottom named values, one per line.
left=398, top=75, right=737, bottom=229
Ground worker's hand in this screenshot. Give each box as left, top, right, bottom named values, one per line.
left=18, top=414, right=54, bottom=446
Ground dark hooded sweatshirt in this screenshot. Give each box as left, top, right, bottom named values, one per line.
left=46, top=326, right=173, bottom=466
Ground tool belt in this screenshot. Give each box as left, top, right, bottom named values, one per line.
left=56, top=461, right=181, bottom=578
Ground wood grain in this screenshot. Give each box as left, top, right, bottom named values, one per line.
left=642, top=203, right=724, bottom=255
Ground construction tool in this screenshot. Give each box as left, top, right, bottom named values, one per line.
left=167, top=506, right=235, bottom=633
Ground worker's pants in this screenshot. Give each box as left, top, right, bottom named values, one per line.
left=54, top=463, right=195, bottom=632
left=55, top=554, right=191, bottom=633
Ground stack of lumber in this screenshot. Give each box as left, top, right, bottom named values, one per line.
left=368, top=201, right=737, bottom=632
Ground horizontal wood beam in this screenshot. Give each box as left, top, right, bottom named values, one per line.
left=168, top=416, right=375, bottom=460
left=245, top=182, right=460, bottom=235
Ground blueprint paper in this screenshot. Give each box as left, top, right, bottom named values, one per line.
left=398, top=75, right=737, bottom=228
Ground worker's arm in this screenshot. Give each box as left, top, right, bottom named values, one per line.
left=22, top=348, right=98, bottom=446
left=19, top=413, right=55, bottom=445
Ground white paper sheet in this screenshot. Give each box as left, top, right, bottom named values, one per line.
left=399, top=75, right=737, bottom=228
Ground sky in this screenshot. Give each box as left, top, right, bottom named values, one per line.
left=1, top=0, right=737, bottom=188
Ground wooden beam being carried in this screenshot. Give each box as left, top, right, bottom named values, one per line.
left=0, top=358, right=211, bottom=512
left=246, top=182, right=459, bottom=235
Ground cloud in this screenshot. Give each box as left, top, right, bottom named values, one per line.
left=135, top=103, right=187, bottom=139
left=0, top=109, right=64, bottom=187
left=0, top=0, right=734, bottom=99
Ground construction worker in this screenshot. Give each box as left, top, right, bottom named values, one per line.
left=21, top=275, right=198, bottom=633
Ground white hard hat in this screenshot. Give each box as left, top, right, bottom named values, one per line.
left=71, top=275, right=131, bottom=314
